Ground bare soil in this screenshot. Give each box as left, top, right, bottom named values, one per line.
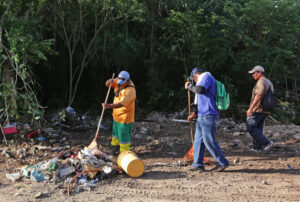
left=0, top=119, right=299, bottom=202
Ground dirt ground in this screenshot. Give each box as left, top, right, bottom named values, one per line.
left=0, top=117, right=299, bottom=202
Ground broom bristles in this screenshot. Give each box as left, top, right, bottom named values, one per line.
left=183, top=146, right=210, bottom=163
left=88, top=140, right=97, bottom=150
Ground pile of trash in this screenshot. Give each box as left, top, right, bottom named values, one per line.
left=0, top=107, right=88, bottom=144
left=51, top=106, right=90, bottom=130
left=5, top=146, right=119, bottom=195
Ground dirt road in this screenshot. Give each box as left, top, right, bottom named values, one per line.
left=0, top=118, right=299, bottom=201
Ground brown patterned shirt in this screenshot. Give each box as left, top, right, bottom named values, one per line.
left=250, top=77, right=274, bottom=112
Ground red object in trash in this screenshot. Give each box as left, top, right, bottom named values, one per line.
left=27, top=130, right=39, bottom=139
left=26, top=129, right=45, bottom=139
left=3, top=127, right=18, bottom=135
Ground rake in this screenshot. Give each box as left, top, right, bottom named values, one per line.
left=88, top=73, right=115, bottom=150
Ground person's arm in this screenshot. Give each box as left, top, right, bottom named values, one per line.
left=105, top=79, right=116, bottom=88
left=102, top=102, right=123, bottom=109
left=247, top=94, right=263, bottom=116
left=188, top=112, right=197, bottom=122
left=189, top=84, right=206, bottom=94
left=102, top=86, right=135, bottom=109
left=185, top=82, right=206, bottom=94
left=191, top=103, right=198, bottom=114
left=184, top=82, right=199, bottom=119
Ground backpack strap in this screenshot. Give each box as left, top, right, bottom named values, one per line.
left=115, top=84, right=135, bottom=97
left=261, top=78, right=274, bottom=93
left=207, top=80, right=226, bottom=102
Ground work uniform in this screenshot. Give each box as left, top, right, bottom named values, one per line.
left=111, top=79, right=136, bottom=152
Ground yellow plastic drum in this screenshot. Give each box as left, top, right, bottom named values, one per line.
left=117, top=151, right=144, bottom=178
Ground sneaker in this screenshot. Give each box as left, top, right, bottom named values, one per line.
left=188, top=166, right=205, bottom=172
left=250, top=148, right=262, bottom=153
left=211, top=165, right=228, bottom=172
left=263, top=141, right=273, bottom=151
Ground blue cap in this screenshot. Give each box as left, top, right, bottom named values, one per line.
left=189, top=67, right=204, bottom=81
left=117, top=71, right=130, bottom=85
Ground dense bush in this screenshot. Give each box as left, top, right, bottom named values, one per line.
left=1, top=0, right=299, bottom=124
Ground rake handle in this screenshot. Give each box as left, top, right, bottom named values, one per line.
left=93, top=73, right=115, bottom=142
left=187, top=78, right=194, bottom=144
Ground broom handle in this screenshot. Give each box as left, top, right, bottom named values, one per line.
left=187, top=78, right=194, bottom=144
left=93, top=73, right=115, bottom=142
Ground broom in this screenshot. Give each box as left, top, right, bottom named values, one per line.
left=88, top=73, right=115, bottom=150
left=183, top=78, right=210, bottom=163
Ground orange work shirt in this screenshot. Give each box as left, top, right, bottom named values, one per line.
left=111, top=79, right=136, bottom=124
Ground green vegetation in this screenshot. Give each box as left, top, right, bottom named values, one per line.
left=1, top=0, right=299, bottom=124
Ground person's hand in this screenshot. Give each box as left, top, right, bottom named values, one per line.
left=246, top=108, right=253, bottom=117
left=105, top=79, right=115, bottom=87
left=187, top=113, right=196, bottom=122
left=102, top=103, right=111, bottom=109
left=185, top=81, right=191, bottom=90
left=108, top=79, right=115, bottom=85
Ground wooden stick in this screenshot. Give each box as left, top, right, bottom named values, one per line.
left=4, top=97, right=9, bottom=125
left=187, top=78, right=194, bottom=144
left=89, top=73, right=115, bottom=149
left=0, top=123, right=8, bottom=145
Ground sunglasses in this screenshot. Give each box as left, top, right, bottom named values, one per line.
left=118, top=77, right=126, bottom=81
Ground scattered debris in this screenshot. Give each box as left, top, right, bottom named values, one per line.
left=6, top=172, right=21, bottom=181
left=233, top=158, right=241, bottom=164
left=34, top=192, right=43, bottom=199
left=284, top=165, right=292, bottom=170
left=262, top=181, right=269, bottom=185
left=51, top=107, right=89, bottom=130
left=1, top=110, right=300, bottom=199
left=3, top=124, right=18, bottom=135
left=151, top=162, right=170, bottom=167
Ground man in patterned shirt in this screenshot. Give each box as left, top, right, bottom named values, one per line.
left=247, top=65, right=274, bottom=152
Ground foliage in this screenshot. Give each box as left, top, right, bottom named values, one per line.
left=152, top=0, right=300, bottom=121
left=43, top=0, right=146, bottom=106
left=1, top=0, right=300, bottom=124
left=0, top=0, right=55, bottom=123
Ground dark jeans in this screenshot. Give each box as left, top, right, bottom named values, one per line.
left=246, top=112, right=270, bottom=150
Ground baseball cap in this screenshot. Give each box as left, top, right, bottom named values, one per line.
left=117, top=71, right=130, bottom=85
left=189, top=67, right=205, bottom=81
left=248, top=65, right=265, bottom=74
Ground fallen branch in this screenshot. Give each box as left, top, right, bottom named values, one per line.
left=268, top=115, right=280, bottom=124
left=0, top=123, right=8, bottom=145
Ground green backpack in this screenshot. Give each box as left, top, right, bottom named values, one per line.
left=215, top=80, right=230, bottom=110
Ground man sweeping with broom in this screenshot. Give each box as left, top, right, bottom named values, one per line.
left=102, top=71, right=136, bottom=155
left=185, top=67, right=229, bottom=172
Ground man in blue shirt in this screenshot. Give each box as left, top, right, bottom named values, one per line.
left=185, top=67, right=229, bottom=172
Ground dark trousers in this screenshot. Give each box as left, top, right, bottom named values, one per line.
left=246, top=112, right=270, bottom=150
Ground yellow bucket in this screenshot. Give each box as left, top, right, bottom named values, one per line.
left=117, top=151, right=144, bottom=178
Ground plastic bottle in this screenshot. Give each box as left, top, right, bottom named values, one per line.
left=247, top=116, right=255, bottom=125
